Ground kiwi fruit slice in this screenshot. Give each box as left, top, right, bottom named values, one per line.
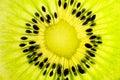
left=0, top=0, right=120, bottom=80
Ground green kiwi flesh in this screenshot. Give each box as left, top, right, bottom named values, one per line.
left=0, top=0, right=120, bottom=80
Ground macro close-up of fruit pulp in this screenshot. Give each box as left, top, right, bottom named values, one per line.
left=0, top=0, right=120, bottom=80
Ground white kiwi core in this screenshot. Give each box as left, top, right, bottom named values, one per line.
left=45, top=19, right=79, bottom=58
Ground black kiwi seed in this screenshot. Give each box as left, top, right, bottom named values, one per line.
left=19, top=43, right=26, bottom=47
left=76, top=11, right=81, bottom=17
left=35, top=12, right=40, bottom=17
left=89, top=35, right=97, bottom=39
left=70, top=0, right=74, bottom=5
left=43, top=70, right=47, bottom=75
left=81, top=59, right=86, bottom=63
left=32, top=52, right=37, bottom=55
left=26, top=30, right=32, bottom=33
left=85, top=43, right=92, bottom=48
left=32, top=18, right=37, bottom=23
left=86, top=28, right=93, bottom=32
left=23, top=49, right=29, bottom=53
left=28, top=53, right=35, bottom=58
left=87, top=11, right=92, bottom=16
left=35, top=61, right=39, bottom=66
left=85, top=56, right=90, bottom=60
left=96, top=41, right=102, bottom=44
left=64, top=2, right=67, bottom=9
left=46, top=19, right=50, bottom=23
left=91, top=15, right=96, bottom=21
left=33, top=25, right=39, bottom=30
left=82, top=22, right=88, bottom=25
left=91, top=48, right=97, bottom=51
left=64, top=68, right=69, bottom=76
left=46, top=14, right=51, bottom=20
left=90, top=23, right=96, bottom=26
left=96, top=36, right=101, bottom=40
left=72, top=9, right=76, bottom=15
left=57, top=64, right=62, bottom=76
left=39, top=62, right=44, bottom=69
left=21, top=36, right=28, bottom=40
left=29, top=41, right=36, bottom=44
left=58, top=0, right=61, bottom=7
left=40, top=17, right=44, bottom=22
left=46, top=63, right=50, bottom=68
left=42, top=6, right=46, bottom=12
left=33, top=31, right=39, bottom=34
left=35, top=45, right=40, bottom=49
left=54, top=12, right=58, bottom=18
left=65, top=77, right=69, bottom=80
left=90, top=40, right=96, bottom=43
left=26, top=23, right=31, bottom=26
left=29, top=60, right=33, bottom=64
left=81, top=8, right=86, bottom=13
left=80, top=16, right=86, bottom=20
left=71, top=66, right=76, bottom=72
left=94, top=44, right=98, bottom=47
left=49, top=71, right=53, bottom=77
left=85, top=64, right=90, bottom=68
left=86, top=32, right=93, bottom=35
left=52, top=63, right=56, bottom=69
left=77, top=2, right=81, bottom=8
left=33, top=57, right=38, bottom=61
left=27, top=55, right=32, bottom=58
left=86, top=50, right=95, bottom=57
left=43, top=58, right=48, bottom=63
left=86, top=18, right=91, bottom=23
left=77, top=64, right=85, bottom=74
left=29, top=45, right=37, bottom=51
left=90, top=61, right=95, bottom=64
left=38, top=52, right=43, bottom=57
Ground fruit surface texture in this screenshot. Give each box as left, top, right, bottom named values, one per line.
left=0, top=0, right=120, bottom=80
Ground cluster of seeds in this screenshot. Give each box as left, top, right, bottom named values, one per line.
left=19, top=0, right=102, bottom=80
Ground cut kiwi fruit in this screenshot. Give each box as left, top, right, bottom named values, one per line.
left=0, top=0, right=120, bottom=80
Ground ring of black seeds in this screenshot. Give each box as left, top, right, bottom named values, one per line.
left=19, top=0, right=102, bottom=80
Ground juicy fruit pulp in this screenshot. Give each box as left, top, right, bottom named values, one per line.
left=0, top=0, right=120, bottom=80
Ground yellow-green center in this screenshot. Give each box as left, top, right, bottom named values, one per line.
left=45, top=19, right=79, bottom=58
